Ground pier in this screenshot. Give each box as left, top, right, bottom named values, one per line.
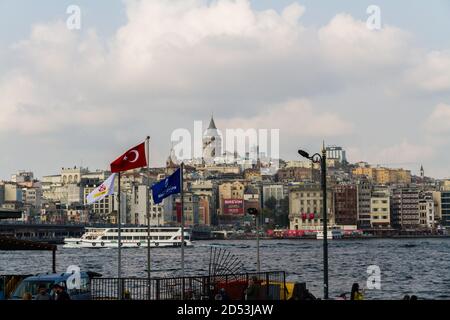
left=0, top=222, right=84, bottom=243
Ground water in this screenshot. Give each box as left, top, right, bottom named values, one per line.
left=2, top=238, right=450, bottom=300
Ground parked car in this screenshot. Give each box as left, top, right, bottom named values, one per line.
left=10, top=271, right=99, bottom=300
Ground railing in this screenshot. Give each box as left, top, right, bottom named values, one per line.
left=90, top=271, right=286, bottom=300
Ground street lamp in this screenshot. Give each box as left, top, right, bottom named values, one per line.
left=247, top=208, right=260, bottom=273
left=298, top=146, right=329, bottom=300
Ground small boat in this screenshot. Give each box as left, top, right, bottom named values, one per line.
left=316, top=228, right=343, bottom=240
left=63, top=226, right=193, bottom=248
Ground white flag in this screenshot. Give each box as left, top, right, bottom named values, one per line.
left=86, top=173, right=116, bottom=205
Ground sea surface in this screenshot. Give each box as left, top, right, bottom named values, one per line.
left=2, top=238, right=449, bottom=300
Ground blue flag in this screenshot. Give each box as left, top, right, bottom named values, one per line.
left=151, top=168, right=181, bottom=204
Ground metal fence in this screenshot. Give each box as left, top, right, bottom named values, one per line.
left=90, top=271, right=286, bottom=300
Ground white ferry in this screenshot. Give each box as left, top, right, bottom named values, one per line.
left=316, top=228, right=343, bottom=240
left=63, top=227, right=193, bottom=248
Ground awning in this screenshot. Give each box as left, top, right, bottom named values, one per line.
left=0, top=236, right=57, bottom=273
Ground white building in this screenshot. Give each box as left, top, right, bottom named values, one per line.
left=61, top=167, right=88, bottom=185
left=262, top=184, right=286, bottom=204
left=3, top=183, right=23, bottom=202
left=326, top=146, right=347, bottom=164
left=22, top=187, right=42, bottom=208
left=11, top=171, right=34, bottom=184
left=67, top=184, right=83, bottom=205
left=419, top=194, right=435, bottom=228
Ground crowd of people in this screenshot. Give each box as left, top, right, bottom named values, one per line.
left=22, top=284, right=71, bottom=300
left=22, top=279, right=419, bottom=301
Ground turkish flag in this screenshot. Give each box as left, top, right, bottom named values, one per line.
left=110, top=142, right=147, bottom=173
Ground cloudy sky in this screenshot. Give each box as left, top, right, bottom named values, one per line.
left=1, top=0, right=450, bottom=180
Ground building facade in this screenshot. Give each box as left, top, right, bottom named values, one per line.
left=289, top=184, right=334, bottom=231
left=356, top=178, right=372, bottom=229
left=333, top=184, right=357, bottom=226
left=276, top=167, right=320, bottom=183
left=419, top=194, right=435, bottom=229
left=391, top=187, right=420, bottom=230
left=441, top=191, right=450, bottom=229
left=370, top=187, right=390, bottom=228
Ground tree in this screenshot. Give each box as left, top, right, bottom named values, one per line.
left=264, top=197, right=277, bottom=212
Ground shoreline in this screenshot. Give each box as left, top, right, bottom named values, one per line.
left=202, top=235, right=450, bottom=241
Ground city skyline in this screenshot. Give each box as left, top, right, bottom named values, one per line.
left=1, top=0, right=450, bottom=179
left=0, top=142, right=435, bottom=181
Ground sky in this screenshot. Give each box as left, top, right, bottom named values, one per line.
left=0, top=0, right=450, bottom=180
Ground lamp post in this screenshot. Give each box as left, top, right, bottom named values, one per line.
left=247, top=208, right=260, bottom=273
left=298, top=146, right=329, bottom=300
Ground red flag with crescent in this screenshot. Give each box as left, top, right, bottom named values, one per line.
left=110, top=142, right=147, bottom=173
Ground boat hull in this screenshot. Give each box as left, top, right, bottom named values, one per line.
left=63, top=240, right=193, bottom=249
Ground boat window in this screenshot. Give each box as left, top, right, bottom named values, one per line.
left=12, top=281, right=54, bottom=299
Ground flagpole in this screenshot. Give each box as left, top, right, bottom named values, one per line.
left=146, top=136, right=151, bottom=299
left=180, top=162, right=185, bottom=277
left=117, top=171, right=122, bottom=299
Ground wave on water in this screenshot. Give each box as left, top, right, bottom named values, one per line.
left=203, top=243, right=237, bottom=248
left=400, top=244, right=417, bottom=248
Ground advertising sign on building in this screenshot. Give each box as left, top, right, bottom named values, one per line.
left=223, top=199, right=244, bottom=215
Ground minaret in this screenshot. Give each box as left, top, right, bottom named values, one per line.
left=420, top=165, right=424, bottom=180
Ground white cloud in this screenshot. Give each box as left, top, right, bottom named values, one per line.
left=347, top=141, right=434, bottom=168
left=407, top=51, right=450, bottom=92
left=424, top=103, right=450, bottom=133
left=221, top=99, right=353, bottom=137
left=318, top=14, right=412, bottom=72
left=0, top=0, right=449, bottom=177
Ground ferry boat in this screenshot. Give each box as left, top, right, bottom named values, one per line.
left=316, top=228, right=343, bottom=240
left=63, top=227, right=193, bottom=248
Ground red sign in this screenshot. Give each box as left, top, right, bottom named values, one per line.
left=287, top=230, right=304, bottom=237
left=223, top=199, right=244, bottom=215
left=176, top=202, right=182, bottom=223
